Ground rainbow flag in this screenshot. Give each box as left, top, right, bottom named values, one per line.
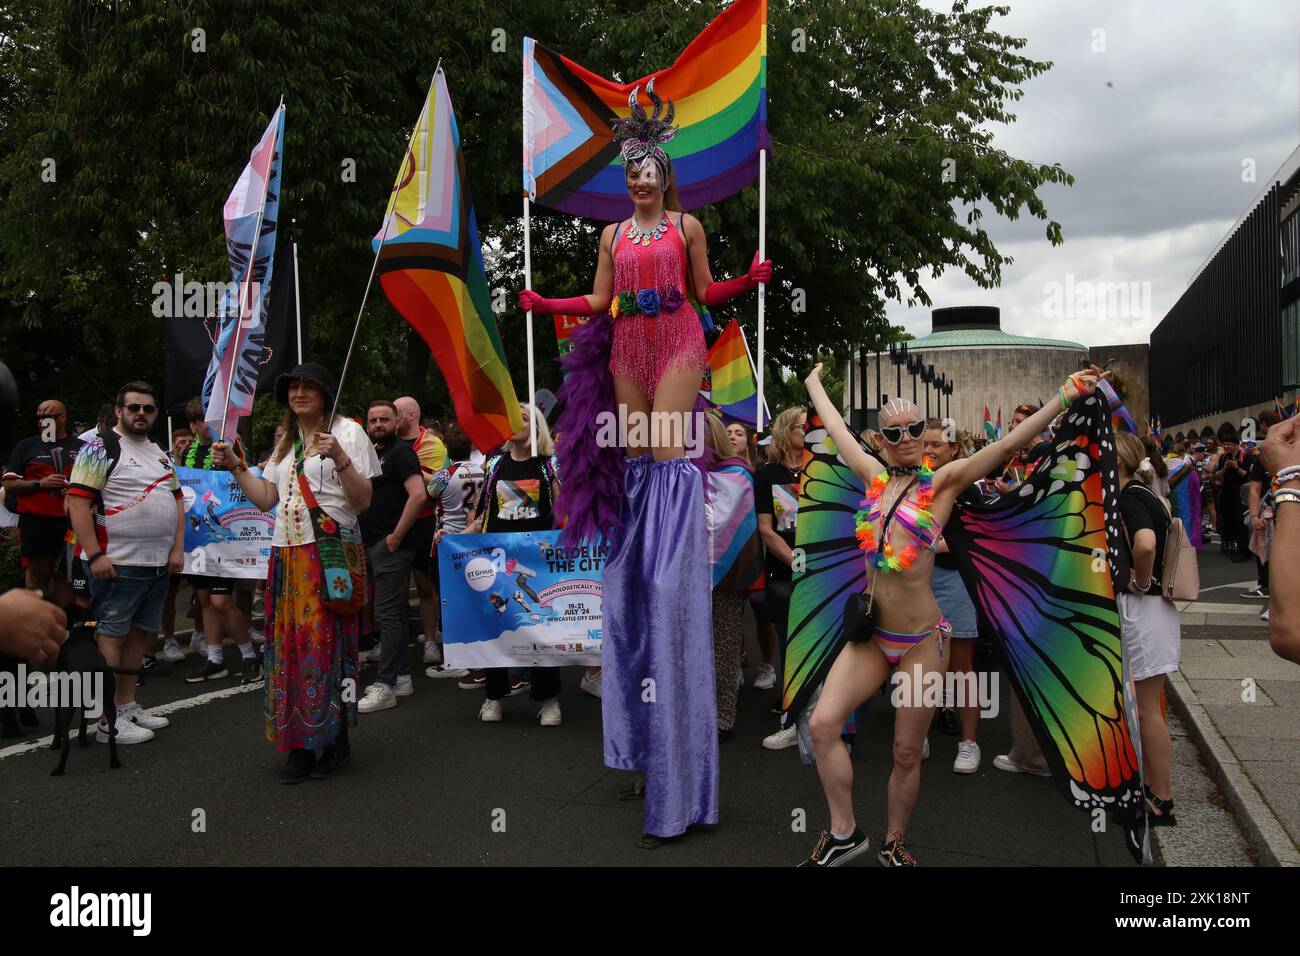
left=522, top=0, right=768, bottom=220
left=1275, top=396, right=1295, bottom=420
left=983, top=406, right=995, bottom=442
left=704, top=319, right=768, bottom=428
left=374, top=70, right=523, bottom=452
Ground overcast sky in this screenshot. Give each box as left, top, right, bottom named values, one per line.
left=887, top=0, right=1300, bottom=346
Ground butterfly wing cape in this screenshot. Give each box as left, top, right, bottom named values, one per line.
left=781, top=416, right=867, bottom=720
left=944, top=394, right=1145, bottom=859
left=1167, top=459, right=1202, bottom=549
left=783, top=397, right=1147, bottom=860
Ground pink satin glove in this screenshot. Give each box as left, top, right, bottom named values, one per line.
left=518, top=290, right=596, bottom=317
left=703, top=251, right=774, bottom=308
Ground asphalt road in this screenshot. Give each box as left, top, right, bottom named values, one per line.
left=1, top=637, right=1151, bottom=868
left=0, top=533, right=1260, bottom=867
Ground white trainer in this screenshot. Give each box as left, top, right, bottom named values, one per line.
left=96, top=718, right=154, bottom=744
left=762, top=726, right=798, bottom=750
left=1260, top=608, right=1270, bottom=622
left=580, top=669, right=602, bottom=698
left=479, top=698, right=503, bottom=722
left=422, top=641, right=443, bottom=665
left=394, top=675, right=415, bottom=697
left=189, top=632, right=206, bottom=657
left=752, top=662, right=777, bottom=691
left=161, top=639, right=186, bottom=663
left=358, top=683, right=397, bottom=713
left=122, top=702, right=170, bottom=730
left=358, top=645, right=382, bottom=663
left=538, top=697, right=562, bottom=727
left=426, top=665, right=470, bottom=679
left=953, top=740, right=981, bottom=774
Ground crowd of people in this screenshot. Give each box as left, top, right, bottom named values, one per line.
left=2, top=362, right=1296, bottom=858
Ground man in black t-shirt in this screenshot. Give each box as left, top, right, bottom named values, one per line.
left=2, top=399, right=82, bottom=604
left=1243, top=411, right=1281, bottom=602
left=358, top=400, right=429, bottom=714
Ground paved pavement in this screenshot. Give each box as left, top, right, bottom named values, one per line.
left=1162, top=539, right=1299, bottom=865
left=0, top=544, right=1279, bottom=867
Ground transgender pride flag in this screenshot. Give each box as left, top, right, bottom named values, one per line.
left=201, top=104, right=285, bottom=439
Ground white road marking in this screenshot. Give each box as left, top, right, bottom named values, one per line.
left=0, top=681, right=262, bottom=763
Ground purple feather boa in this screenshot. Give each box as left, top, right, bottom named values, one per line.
left=556, top=313, right=626, bottom=547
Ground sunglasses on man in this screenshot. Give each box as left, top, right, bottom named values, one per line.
left=122, top=403, right=158, bottom=414
left=879, top=420, right=926, bottom=444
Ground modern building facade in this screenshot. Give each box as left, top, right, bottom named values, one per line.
left=1150, top=146, right=1300, bottom=437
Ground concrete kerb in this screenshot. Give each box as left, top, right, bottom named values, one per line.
left=1165, top=669, right=1300, bottom=866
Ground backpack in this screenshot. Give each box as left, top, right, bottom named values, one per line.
left=1126, top=483, right=1200, bottom=602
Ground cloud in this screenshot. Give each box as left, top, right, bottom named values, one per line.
left=894, top=1, right=1300, bottom=344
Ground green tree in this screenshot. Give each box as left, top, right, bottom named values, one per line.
left=0, top=0, right=1070, bottom=437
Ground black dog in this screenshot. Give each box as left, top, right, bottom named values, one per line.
left=49, top=606, right=140, bottom=776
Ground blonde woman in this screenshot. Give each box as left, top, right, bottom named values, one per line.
left=464, top=404, right=563, bottom=725
left=212, top=363, right=380, bottom=783
left=756, top=407, right=806, bottom=747
left=1114, top=431, right=1181, bottom=825
left=920, top=418, right=987, bottom=773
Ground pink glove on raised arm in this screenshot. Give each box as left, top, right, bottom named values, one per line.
left=518, top=290, right=596, bottom=317
left=703, top=251, right=773, bottom=308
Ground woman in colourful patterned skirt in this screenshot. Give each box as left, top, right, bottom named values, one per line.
left=213, top=363, right=380, bottom=783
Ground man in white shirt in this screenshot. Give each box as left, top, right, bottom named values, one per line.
left=67, top=381, right=185, bottom=745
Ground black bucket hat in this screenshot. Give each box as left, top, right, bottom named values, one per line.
left=275, top=363, right=338, bottom=408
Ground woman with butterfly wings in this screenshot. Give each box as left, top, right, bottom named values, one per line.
left=796, top=362, right=1109, bottom=868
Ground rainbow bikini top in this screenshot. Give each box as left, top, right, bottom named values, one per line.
left=854, top=458, right=941, bottom=573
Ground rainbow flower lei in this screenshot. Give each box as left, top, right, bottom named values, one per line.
left=854, top=456, right=936, bottom=573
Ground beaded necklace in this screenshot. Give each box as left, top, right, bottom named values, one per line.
left=625, top=213, right=671, bottom=246
left=854, top=456, right=936, bottom=573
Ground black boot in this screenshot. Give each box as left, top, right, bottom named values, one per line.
left=279, top=748, right=315, bottom=785
left=18, top=706, right=39, bottom=728
left=311, top=720, right=351, bottom=779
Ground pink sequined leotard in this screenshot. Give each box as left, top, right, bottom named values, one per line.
left=608, top=212, right=708, bottom=402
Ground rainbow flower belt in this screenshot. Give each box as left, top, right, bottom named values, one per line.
left=610, top=286, right=684, bottom=319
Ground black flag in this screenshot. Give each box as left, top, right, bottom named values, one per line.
left=164, top=241, right=304, bottom=412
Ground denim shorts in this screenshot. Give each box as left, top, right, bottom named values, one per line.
left=930, top=565, right=978, bottom=639
left=89, top=565, right=171, bottom=638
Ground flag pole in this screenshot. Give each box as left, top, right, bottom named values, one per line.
left=292, top=239, right=303, bottom=364
left=523, top=195, right=537, bottom=457
left=756, top=147, right=766, bottom=431
left=330, top=65, right=440, bottom=432
left=219, top=99, right=282, bottom=443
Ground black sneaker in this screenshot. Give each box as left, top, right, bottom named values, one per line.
left=310, top=743, right=351, bottom=779
left=937, top=707, right=960, bottom=736
left=240, top=655, right=264, bottom=685
left=1240, top=585, right=1269, bottom=598
left=140, top=655, right=159, bottom=674
left=798, top=828, right=871, bottom=867
left=280, top=748, right=315, bottom=785
left=185, top=659, right=229, bottom=683
left=878, top=834, right=918, bottom=866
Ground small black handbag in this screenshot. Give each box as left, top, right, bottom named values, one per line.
left=844, top=477, right=917, bottom=643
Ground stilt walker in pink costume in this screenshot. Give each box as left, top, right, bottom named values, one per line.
left=518, top=82, right=772, bottom=846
